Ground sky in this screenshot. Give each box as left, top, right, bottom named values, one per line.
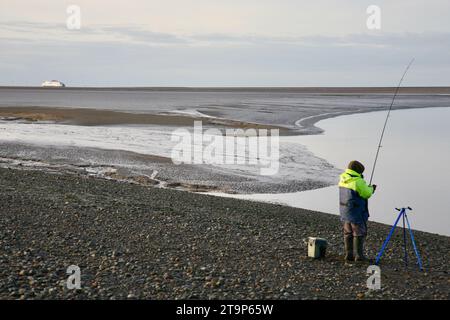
left=1, top=0, right=450, bottom=87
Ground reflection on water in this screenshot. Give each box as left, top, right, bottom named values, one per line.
left=234, top=107, right=450, bottom=236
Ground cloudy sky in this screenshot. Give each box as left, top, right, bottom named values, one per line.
left=1, top=0, right=450, bottom=86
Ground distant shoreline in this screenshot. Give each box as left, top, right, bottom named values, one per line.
left=1, top=86, right=450, bottom=94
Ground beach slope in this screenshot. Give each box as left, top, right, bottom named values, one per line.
left=0, top=168, right=448, bottom=299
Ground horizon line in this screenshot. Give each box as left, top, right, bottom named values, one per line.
left=1, top=85, right=450, bottom=93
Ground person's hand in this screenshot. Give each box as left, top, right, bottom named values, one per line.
left=372, top=184, right=377, bottom=192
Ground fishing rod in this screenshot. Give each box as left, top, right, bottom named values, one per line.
left=369, top=58, right=415, bottom=185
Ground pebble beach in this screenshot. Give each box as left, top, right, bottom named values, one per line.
left=1, top=168, right=448, bottom=300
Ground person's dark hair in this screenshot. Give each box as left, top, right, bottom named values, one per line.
left=348, top=160, right=365, bottom=174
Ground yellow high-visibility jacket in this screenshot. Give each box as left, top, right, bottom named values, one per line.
left=338, top=168, right=374, bottom=224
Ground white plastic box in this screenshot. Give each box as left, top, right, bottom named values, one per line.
left=307, top=237, right=327, bottom=258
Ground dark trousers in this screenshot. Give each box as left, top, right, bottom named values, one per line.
left=343, top=222, right=367, bottom=237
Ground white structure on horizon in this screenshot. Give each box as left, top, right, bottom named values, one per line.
left=41, top=80, right=66, bottom=87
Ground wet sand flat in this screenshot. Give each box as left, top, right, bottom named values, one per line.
left=0, top=106, right=286, bottom=131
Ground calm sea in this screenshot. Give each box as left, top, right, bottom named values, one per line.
left=229, top=107, right=450, bottom=236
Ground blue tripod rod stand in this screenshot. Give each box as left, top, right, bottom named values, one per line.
left=375, top=207, right=424, bottom=271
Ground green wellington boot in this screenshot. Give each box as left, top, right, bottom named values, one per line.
left=354, top=236, right=368, bottom=262
left=344, top=235, right=354, bottom=262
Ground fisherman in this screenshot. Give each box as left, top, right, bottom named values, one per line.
left=339, top=160, right=377, bottom=262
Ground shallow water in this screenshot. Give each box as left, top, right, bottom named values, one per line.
left=228, top=107, right=450, bottom=236
left=2, top=88, right=450, bottom=131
